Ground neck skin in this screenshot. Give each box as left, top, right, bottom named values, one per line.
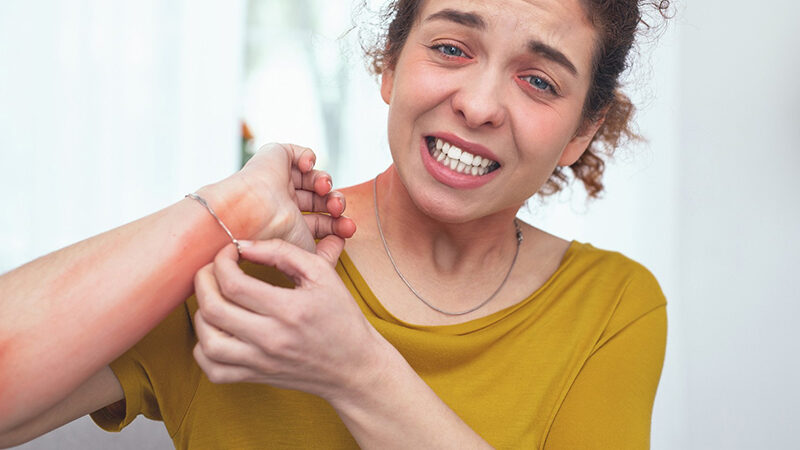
left=374, top=165, right=521, bottom=278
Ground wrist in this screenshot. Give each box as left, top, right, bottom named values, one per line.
left=196, top=174, right=271, bottom=241
left=326, top=333, right=407, bottom=415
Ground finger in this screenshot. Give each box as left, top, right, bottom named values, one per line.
left=211, top=244, right=292, bottom=316
left=195, top=272, right=278, bottom=341
left=238, top=239, right=327, bottom=287
left=194, top=311, right=264, bottom=366
left=315, top=235, right=346, bottom=267
left=294, top=190, right=345, bottom=217
left=279, top=143, right=316, bottom=173
left=302, top=214, right=356, bottom=240
left=291, top=168, right=332, bottom=196
left=193, top=343, right=265, bottom=384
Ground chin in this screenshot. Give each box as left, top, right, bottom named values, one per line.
left=403, top=182, right=492, bottom=224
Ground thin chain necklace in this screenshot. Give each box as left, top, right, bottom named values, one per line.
left=373, top=176, right=523, bottom=316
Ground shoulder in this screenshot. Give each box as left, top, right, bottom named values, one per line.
left=563, top=241, right=667, bottom=341
left=566, top=241, right=664, bottom=302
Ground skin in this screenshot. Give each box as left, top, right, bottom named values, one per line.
left=190, top=0, right=608, bottom=447
left=0, top=144, right=355, bottom=445
left=1, top=0, right=609, bottom=447
left=340, top=0, right=605, bottom=326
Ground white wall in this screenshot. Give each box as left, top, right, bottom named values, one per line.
left=1, top=0, right=246, bottom=448
left=676, top=1, right=800, bottom=448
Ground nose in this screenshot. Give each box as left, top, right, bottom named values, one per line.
left=450, top=69, right=507, bottom=129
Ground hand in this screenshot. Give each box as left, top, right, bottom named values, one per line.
left=192, top=237, right=390, bottom=401
left=201, top=143, right=356, bottom=252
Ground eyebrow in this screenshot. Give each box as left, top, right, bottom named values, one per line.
left=424, top=9, right=579, bottom=77
left=424, top=9, right=487, bottom=30
left=528, top=39, right=578, bottom=76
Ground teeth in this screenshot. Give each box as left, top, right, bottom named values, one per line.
left=427, top=137, right=499, bottom=177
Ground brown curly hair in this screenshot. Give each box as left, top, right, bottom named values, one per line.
left=364, top=0, right=671, bottom=199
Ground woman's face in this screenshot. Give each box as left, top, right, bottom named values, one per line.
left=381, top=0, right=601, bottom=222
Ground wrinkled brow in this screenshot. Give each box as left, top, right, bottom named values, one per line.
left=528, top=40, right=578, bottom=76
left=424, top=8, right=579, bottom=77
left=424, top=9, right=487, bottom=30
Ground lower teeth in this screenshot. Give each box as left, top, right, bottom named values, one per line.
left=426, top=137, right=497, bottom=175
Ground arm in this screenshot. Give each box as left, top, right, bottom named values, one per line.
left=543, top=306, right=667, bottom=449
left=191, top=239, right=492, bottom=449
left=0, top=366, right=122, bottom=448
left=0, top=144, right=355, bottom=435
left=328, top=345, right=493, bottom=449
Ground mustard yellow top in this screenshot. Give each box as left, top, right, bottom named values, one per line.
left=91, top=241, right=667, bottom=449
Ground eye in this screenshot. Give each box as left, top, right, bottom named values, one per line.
left=521, top=75, right=558, bottom=95
left=431, top=43, right=468, bottom=59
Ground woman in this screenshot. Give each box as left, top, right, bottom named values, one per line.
left=0, top=0, right=669, bottom=448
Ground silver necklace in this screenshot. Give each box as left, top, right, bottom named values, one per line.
left=373, top=177, right=523, bottom=316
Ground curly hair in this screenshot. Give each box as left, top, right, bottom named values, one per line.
left=363, top=0, right=671, bottom=199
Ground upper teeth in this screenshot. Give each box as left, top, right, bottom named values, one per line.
left=429, top=137, right=496, bottom=176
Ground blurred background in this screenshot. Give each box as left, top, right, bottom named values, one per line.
left=1, top=0, right=798, bottom=449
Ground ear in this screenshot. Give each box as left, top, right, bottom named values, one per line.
left=380, top=69, right=394, bottom=105
left=558, top=111, right=608, bottom=166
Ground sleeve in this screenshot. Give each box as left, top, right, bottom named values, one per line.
left=89, top=261, right=291, bottom=435
left=90, top=299, right=202, bottom=436
left=543, top=265, right=668, bottom=450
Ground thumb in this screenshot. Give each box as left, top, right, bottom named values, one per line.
left=315, top=235, right=345, bottom=267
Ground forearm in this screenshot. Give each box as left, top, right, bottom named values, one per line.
left=0, top=178, right=262, bottom=431
left=330, top=345, right=493, bottom=450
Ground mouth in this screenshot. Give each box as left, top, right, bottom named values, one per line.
left=425, top=136, right=500, bottom=177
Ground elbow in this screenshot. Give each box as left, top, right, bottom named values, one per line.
left=0, top=423, right=27, bottom=449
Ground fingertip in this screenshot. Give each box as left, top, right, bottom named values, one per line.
left=335, top=216, right=357, bottom=239
left=315, top=234, right=346, bottom=266
left=216, top=243, right=241, bottom=264
left=315, top=175, right=332, bottom=196
left=307, top=154, right=316, bottom=171
left=300, top=149, right=315, bottom=172
left=326, top=194, right=344, bottom=218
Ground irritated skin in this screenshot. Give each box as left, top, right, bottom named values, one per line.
left=0, top=144, right=354, bottom=440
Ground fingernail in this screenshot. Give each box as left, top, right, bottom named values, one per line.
left=238, top=240, right=254, bottom=248
left=326, top=179, right=332, bottom=190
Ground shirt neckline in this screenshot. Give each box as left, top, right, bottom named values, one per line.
left=338, top=240, right=582, bottom=335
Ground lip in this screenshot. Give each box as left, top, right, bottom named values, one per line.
left=428, top=132, right=501, bottom=165
left=419, top=137, right=500, bottom=189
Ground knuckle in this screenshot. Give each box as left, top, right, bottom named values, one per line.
left=206, top=367, right=229, bottom=384
left=217, top=275, right=243, bottom=300
left=201, top=300, right=226, bottom=324
left=262, top=333, right=292, bottom=357
left=194, top=264, right=212, bottom=287
left=203, top=336, right=226, bottom=361
left=284, top=304, right=311, bottom=328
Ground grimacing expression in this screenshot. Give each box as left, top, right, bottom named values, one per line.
left=380, top=0, right=602, bottom=222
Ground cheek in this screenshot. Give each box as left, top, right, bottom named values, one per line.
left=512, top=104, right=582, bottom=162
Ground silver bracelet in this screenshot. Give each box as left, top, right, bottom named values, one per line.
left=185, top=193, right=241, bottom=253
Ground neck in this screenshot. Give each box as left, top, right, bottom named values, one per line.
left=374, top=166, right=521, bottom=275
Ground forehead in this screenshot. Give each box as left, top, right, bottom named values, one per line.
left=415, top=0, right=597, bottom=71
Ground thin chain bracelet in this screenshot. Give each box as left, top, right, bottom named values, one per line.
left=185, top=193, right=241, bottom=254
